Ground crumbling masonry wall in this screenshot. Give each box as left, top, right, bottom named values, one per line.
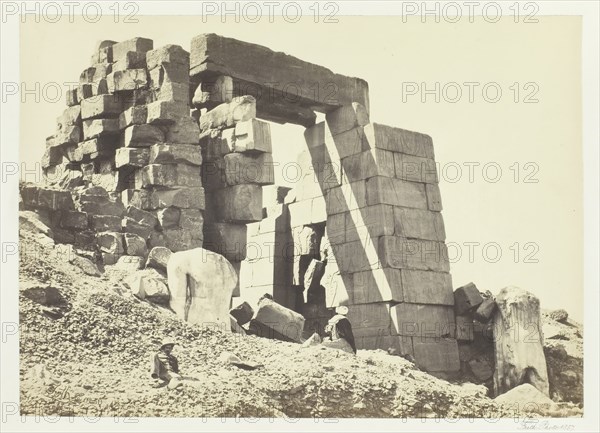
left=27, top=34, right=459, bottom=373
left=35, top=37, right=204, bottom=265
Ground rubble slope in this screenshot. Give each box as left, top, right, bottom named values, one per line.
left=18, top=215, right=582, bottom=418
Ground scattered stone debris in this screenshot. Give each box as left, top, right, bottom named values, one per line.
left=18, top=229, right=583, bottom=418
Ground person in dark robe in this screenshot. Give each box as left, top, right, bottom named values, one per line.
left=150, top=337, right=182, bottom=389
left=324, top=306, right=357, bottom=354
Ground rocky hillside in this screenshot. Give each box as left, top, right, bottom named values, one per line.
left=18, top=212, right=583, bottom=418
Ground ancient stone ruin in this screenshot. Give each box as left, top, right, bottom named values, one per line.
left=22, top=34, right=549, bottom=382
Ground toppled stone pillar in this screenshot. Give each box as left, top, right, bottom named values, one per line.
left=493, top=286, right=550, bottom=397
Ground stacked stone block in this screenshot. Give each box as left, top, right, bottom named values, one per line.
left=231, top=202, right=295, bottom=310
left=302, top=103, right=459, bottom=372
left=283, top=149, right=333, bottom=335
left=39, top=37, right=203, bottom=265
left=195, top=91, right=282, bottom=307
left=453, top=283, right=497, bottom=383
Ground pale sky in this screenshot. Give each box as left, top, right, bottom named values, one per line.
left=19, top=16, right=583, bottom=320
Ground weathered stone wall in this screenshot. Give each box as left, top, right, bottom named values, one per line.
left=294, top=104, right=458, bottom=372
left=34, top=37, right=204, bottom=266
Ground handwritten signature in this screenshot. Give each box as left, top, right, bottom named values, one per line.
left=519, top=420, right=575, bottom=431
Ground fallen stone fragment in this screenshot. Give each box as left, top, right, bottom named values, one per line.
left=19, top=211, right=53, bottom=238
left=219, top=351, right=261, bottom=370
left=114, top=255, right=145, bottom=271
left=125, top=268, right=170, bottom=304
left=145, top=246, right=172, bottom=272
left=96, top=231, right=124, bottom=255
left=121, top=217, right=154, bottom=240
left=70, top=255, right=102, bottom=277
left=90, top=214, right=122, bottom=232
left=21, top=285, right=65, bottom=307
left=230, top=301, right=254, bottom=326
left=454, top=283, right=484, bottom=315
left=40, top=306, right=64, bottom=319
left=60, top=210, right=88, bottom=230
left=124, top=233, right=149, bottom=257
left=473, top=297, right=496, bottom=323
left=494, top=383, right=557, bottom=414
left=549, top=309, right=568, bottom=323
left=20, top=185, right=74, bottom=212
left=230, top=315, right=246, bottom=335
left=248, top=297, right=305, bottom=343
